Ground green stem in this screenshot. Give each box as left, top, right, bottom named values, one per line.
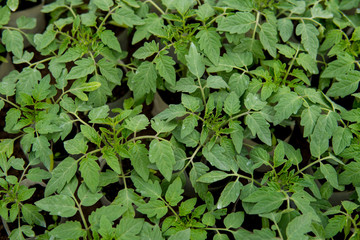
left=252, top=11, right=261, bottom=40
left=128, top=135, right=168, bottom=143
left=177, top=145, right=202, bottom=176
left=145, top=0, right=165, bottom=15
left=0, top=97, right=20, bottom=109
left=294, top=155, right=332, bottom=176
left=282, top=45, right=300, bottom=84
left=98, top=4, right=123, bottom=31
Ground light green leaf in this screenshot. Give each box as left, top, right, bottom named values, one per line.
left=112, top=7, right=144, bottom=27
left=300, top=105, right=321, bottom=137
left=49, top=221, right=85, bottom=239
left=245, top=113, right=271, bottom=146
left=332, top=127, right=352, bottom=155
left=155, top=104, right=187, bottom=121
left=16, top=16, right=36, bottom=29
left=2, top=29, right=23, bottom=57
left=149, top=140, right=175, bottom=181
left=321, top=53, right=354, bottom=78
left=203, top=144, right=234, bottom=171
left=230, top=122, right=243, bottom=154
left=124, top=114, right=149, bottom=132
left=196, top=28, right=221, bottom=64
left=165, top=177, right=184, bottom=206
left=77, top=184, right=102, bottom=207
left=185, top=43, right=205, bottom=78
left=133, top=40, right=158, bottom=59
left=80, top=125, right=101, bottom=146
left=79, top=156, right=100, bottom=193
left=224, top=92, right=240, bottom=115
left=66, top=58, right=96, bottom=80
left=154, top=53, right=176, bottom=86
left=131, top=175, right=162, bottom=199
left=102, top=147, right=121, bottom=174
left=217, top=181, right=242, bottom=209
left=259, top=22, right=277, bottom=57
left=325, top=215, right=347, bottom=238
left=287, top=214, right=312, bottom=240
left=274, top=91, right=302, bottom=125
left=168, top=229, right=191, bottom=240
left=296, top=53, right=318, bottom=74
left=224, top=212, right=244, bottom=229
left=128, top=61, right=157, bottom=101
left=310, top=128, right=329, bottom=158
left=206, top=75, right=229, bottom=89
left=35, top=194, right=77, bottom=217
left=181, top=115, right=198, bottom=139
left=243, top=190, right=285, bottom=214
left=217, top=12, right=255, bottom=34
left=181, top=94, right=202, bottom=112
left=115, top=217, right=144, bottom=240
left=0, top=6, right=11, bottom=25
left=311, top=4, right=333, bottom=19
left=244, top=93, right=267, bottom=111
left=21, top=204, right=45, bottom=227
left=64, top=134, right=88, bottom=155
left=100, top=30, right=121, bottom=52
left=296, top=23, right=319, bottom=58
left=93, top=0, right=113, bottom=10
left=32, top=136, right=52, bottom=169
left=196, top=3, right=215, bottom=21
left=129, top=143, right=150, bottom=181
left=228, top=73, right=249, bottom=97
left=197, top=171, right=229, bottom=183
left=278, top=18, right=293, bottom=42
left=45, top=157, right=78, bottom=196
left=327, top=70, right=360, bottom=98
left=320, top=163, right=340, bottom=190
left=89, top=105, right=110, bottom=121
left=174, top=77, right=198, bottom=93
left=137, top=200, right=167, bottom=219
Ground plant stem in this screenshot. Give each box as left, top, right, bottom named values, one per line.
left=294, top=155, right=332, bottom=176
left=282, top=45, right=300, bottom=84
left=128, top=135, right=168, bottom=143
left=145, top=0, right=165, bottom=15
left=0, top=97, right=20, bottom=109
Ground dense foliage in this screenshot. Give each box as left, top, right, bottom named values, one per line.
left=1, top=0, right=360, bottom=239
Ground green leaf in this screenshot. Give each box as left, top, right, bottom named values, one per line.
left=165, top=177, right=184, bottom=206
left=32, top=136, right=52, bottom=169
left=16, top=16, right=36, bottom=29
left=274, top=91, right=302, bottom=125
left=310, top=129, right=329, bottom=158
left=45, top=157, right=78, bottom=196
left=327, top=70, right=360, bottom=98
left=149, top=140, right=175, bottom=181
left=228, top=73, right=249, bottom=97
left=66, top=58, right=96, bottom=80
left=174, top=0, right=195, bottom=14
left=34, top=28, right=56, bottom=50
left=185, top=43, right=205, bottom=78
left=320, top=163, right=340, bottom=190
left=197, top=171, right=229, bottom=183
left=224, top=92, right=240, bottom=115
left=181, top=115, right=198, bottom=139
left=132, top=13, right=164, bottom=44
left=300, top=105, right=321, bottom=137
left=80, top=125, right=101, bottom=146
left=244, top=93, right=267, bottom=111
left=217, top=12, right=255, bottom=34
left=174, top=77, right=198, bottom=93
left=102, top=147, right=121, bottom=174
left=137, top=199, right=167, bottom=219
left=181, top=94, right=202, bottom=112
left=196, top=3, right=215, bottom=21
left=196, top=28, right=221, bottom=64
left=115, top=217, right=144, bottom=240
left=223, top=0, right=253, bottom=11
left=277, top=44, right=296, bottom=58
left=168, top=229, right=191, bottom=240
left=124, top=114, right=149, bottom=132
left=129, top=143, right=150, bottom=181
left=21, top=204, right=45, bottom=227
left=131, top=175, right=162, bottom=199
left=35, top=194, right=77, bottom=217
left=0, top=6, right=11, bottom=26
left=89, top=105, right=110, bottom=121
left=278, top=18, right=293, bottom=42
left=245, top=113, right=271, bottom=146
left=179, top=198, right=197, bottom=216
left=203, top=144, right=234, bottom=172
left=206, top=75, right=229, bottom=89
left=77, top=183, right=102, bottom=207
left=321, top=53, right=354, bottom=78
left=296, top=53, right=318, bottom=74
left=259, top=23, right=277, bottom=57
left=155, top=104, right=187, bottom=121
left=98, top=59, right=122, bottom=85
left=128, top=61, right=157, bottom=101
left=296, top=23, right=319, bottom=58
left=230, top=122, right=244, bottom=154
left=325, top=215, right=347, bottom=238
left=2, top=29, right=23, bottom=57
left=134, top=40, right=158, bottom=59
left=217, top=181, right=242, bottom=209
left=286, top=214, right=312, bottom=240
left=243, top=190, right=285, bottom=214
left=64, top=134, right=88, bottom=155
left=79, top=156, right=100, bottom=193
left=49, top=221, right=85, bottom=239
left=112, top=7, right=144, bottom=27
left=224, top=212, right=244, bottom=229
left=100, top=30, right=121, bottom=52
left=332, top=127, right=352, bottom=155
left=155, top=53, right=176, bottom=86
